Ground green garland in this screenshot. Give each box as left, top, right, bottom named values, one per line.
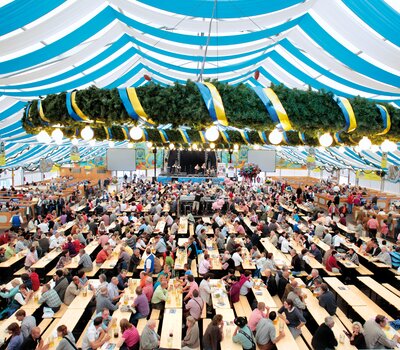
left=22, top=81, right=400, bottom=146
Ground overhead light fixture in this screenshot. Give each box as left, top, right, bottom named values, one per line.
left=36, top=130, right=51, bottom=144
left=108, top=140, right=115, bottom=148
left=268, top=129, right=283, bottom=145
left=381, top=139, right=397, bottom=153
left=129, top=126, right=143, bottom=140
left=71, top=137, right=79, bottom=146
left=233, top=144, right=239, bottom=151
left=319, top=133, right=333, bottom=148
left=192, top=144, right=198, bottom=150
left=205, top=126, right=219, bottom=142
left=338, top=146, right=346, bottom=154
left=370, top=145, right=380, bottom=153
left=254, top=144, right=260, bottom=150
left=81, top=126, right=94, bottom=141
left=89, top=139, right=96, bottom=147
left=358, top=136, right=372, bottom=151
left=169, top=143, right=175, bottom=150
left=210, top=143, right=216, bottom=149
left=51, top=128, right=63, bottom=142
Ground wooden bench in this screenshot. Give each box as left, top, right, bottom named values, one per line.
left=355, top=264, right=373, bottom=276
left=46, top=267, right=57, bottom=277
left=383, top=283, right=400, bottom=298
left=150, top=309, right=160, bottom=320
left=202, top=318, right=211, bottom=333
left=37, top=318, right=53, bottom=334
left=233, top=301, right=245, bottom=317
left=14, top=267, right=27, bottom=276
left=335, top=309, right=353, bottom=331
left=53, top=303, right=68, bottom=318
left=238, top=295, right=253, bottom=316
left=301, top=326, right=314, bottom=349
left=296, top=336, right=310, bottom=350
left=189, top=224, right=195, bottom=237
left=85, top=265, right=101, bottom=278
left=322, top=268, right=341, bottom=277
left=190, top=260, right=198, bottom=278
left=137, top=319, right=159, bottom=333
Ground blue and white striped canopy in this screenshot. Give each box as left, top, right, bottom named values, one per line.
left=0, top=0, right=399, bottom=169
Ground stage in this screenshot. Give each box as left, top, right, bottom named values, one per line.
left=157, top=175, right=224, bottom=184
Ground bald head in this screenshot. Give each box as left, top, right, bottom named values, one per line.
left=31, top=327, right=41, bottom=339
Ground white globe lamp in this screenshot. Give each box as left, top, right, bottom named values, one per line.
left=127, top=142, right=134, bottom=149
left=129, top=126, right=143, bottom=140
left=253, top=144, right=260, bottom=150
left=169, top=143, right=175, bottom=150
left=71, top=137, right=79, bottom=146
left=358, top=136, right=372, bottom=151
left=381, top=139, right=397, bottom=153
left=81, top=126, right=94, bottom=141
left=370, top=145, right=380, bottom=153
left=268, top=129, right=283, bottom=145
left=319, top=133, right=333, bottom=148
left=210, top=142, right=216, bottom=149
left=51, top=128, right=63, bottom=142
left=89, top=139, right=96, bottom=147
left=233, top=144, right=239, bottom=151
left=338, top=146, right=346, bottom=154
left=108, top=140, right=115, bottom=148
left=192, top=144, right=198, bottom=151
left=205, top=126, right=219, bottom=142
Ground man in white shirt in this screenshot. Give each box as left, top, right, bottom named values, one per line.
left=49, top=232, right=61, bottom=249
left=332, top=234, right=345, bottom=248
left=199, top=274, right=212, bottom=306
left=82, top=316, right=110, bottom=350
left=281, top=237, right=290, bottom=253
left=240, top=271, right=254, bottom=295
left=232, top=247, right=244, bottom=267
left=37, top=220, right=49, bottom=234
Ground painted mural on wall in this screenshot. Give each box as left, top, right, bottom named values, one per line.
left=135, top=143, right=163, bottom=170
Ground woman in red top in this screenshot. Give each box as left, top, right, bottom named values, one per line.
left=326, top=250, right=341, bottom=273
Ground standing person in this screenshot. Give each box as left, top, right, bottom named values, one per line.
left=232, top=317, right=256, bottom=350
left=181, top=316, right=200, bottom=350
left=140, top=320, right=160, bottom=350
left=277, top=299, right=306, bottom=338
left=367, top=215, right=379, bottom=238
left=55, top=325, right=76, bottom=350
left=203, top=314, right=224, bottom=350
left=311, top=317, right=338, bottom=350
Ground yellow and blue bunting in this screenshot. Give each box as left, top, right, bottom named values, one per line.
left=258, top=131, right=268, bottom=144
left=376, top=104, right=391, bottom=135
left=159, top=129, right=168, bottom=143
left=253, top=87, right=293, bottom=131
left=37, top=100, right=50, bottom=124
left=118, top=87, right=155, bottom=126
left=334, top=95, right=357, bottom=133
left=195, top=82, right=228, bottom=126
left=66, top=91, right=90, bottom=122
left=179, top=129, right=191, bottom=144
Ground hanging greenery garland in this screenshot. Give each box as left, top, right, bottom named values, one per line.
left=22, top=81, right=400, bottom=146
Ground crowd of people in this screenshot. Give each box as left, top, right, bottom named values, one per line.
left=0, top=176, right=399, bottom=350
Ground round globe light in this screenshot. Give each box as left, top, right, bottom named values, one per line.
left=89, top=139, right=96, bottom=147
left=205, top=126, right=219, bottom=142
left=129, top=126, right=143, bottom=140
left=51, top=128, right=63, bottom=141
left=36, top=130, right=51, bottom=144
left=233, top=144, right=239, bottom=151
left=127, top=142, right=134, bottom=149
left=55, top=137, right=63, bottom=145
left=370, top=145, right=380, bottom=153
left=71, top=137, right=79, bottom=146
left=381, top=139, right=397, bottom=153
left=169, top=143, right=175, bottom=150
left=253, top=144, right=260, bottom=150
left=268, top=129, right=283, bottom=145
left=319, top=133, right=333, bottom=148
left=210, top=142, right=216, bottom=149
left=81, top=126, right=94, bottom=141
left=276, top=145, right=282, bottom=151
left=359, top=136, right=372, bottom=151
left=108, top=140, right=115, bottom=148
left=192, top=144, right=198, bottom=151
left=338, top=146, right=346, bottom=154
left=354, top=145, right=360, bottom=153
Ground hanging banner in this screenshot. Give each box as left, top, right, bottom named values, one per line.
left=195, top=82, right=228, bottom=126
left=70, top=146, right=80, bottom=163
left=306, top=148, right=316, bottom=170
left=227, top=163, right=235, bottom=178
left=217, top=163, right=227, bottom=177
left=0, top=142, right=5, bottom=166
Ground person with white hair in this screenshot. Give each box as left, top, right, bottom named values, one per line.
left=311, top=316, right=338, bottom=350
left=348, top=321, right=366, bottom=349
left=140, top=320, right=160, bottom=350
left=377, top=246, right=392, bottom=266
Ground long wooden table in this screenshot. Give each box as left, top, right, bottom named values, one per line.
left=357, top=276, right=400, bottom=311
left=251, top=279, right=277, bottom=307
left=301, top=287, right=357, bottom=350
left=31, top=249, right=62, bottom=269
left=160, top=308, right=182, bottom=349
left=210, top=279, right=230, bottom=309
left=178, top=217, right=188, bottom=234
left=323, top=277, right=367, bottom=307
left=0, top=249, right=28, bottom=268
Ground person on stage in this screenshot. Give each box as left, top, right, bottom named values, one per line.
left=194, top=164, right=200, bottom=174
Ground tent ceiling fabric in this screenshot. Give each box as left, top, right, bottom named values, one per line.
left=0, top=0, right=399, bottom=169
